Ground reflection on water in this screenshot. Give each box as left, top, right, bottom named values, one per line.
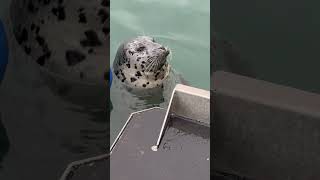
left=110, top=0, right=210, bottom=141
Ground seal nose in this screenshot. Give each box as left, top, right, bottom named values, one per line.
left=164, top=49, right=170, bottom=56
left=159, top=46, right=170, bottom=56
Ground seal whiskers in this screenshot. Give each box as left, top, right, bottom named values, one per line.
left=145, top=56, right=159, bottom=72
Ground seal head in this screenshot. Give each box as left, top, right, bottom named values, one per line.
left=113, top=36, right=170, bottom=89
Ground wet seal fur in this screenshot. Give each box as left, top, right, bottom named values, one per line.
left=113, top=36, right=170, bottom=89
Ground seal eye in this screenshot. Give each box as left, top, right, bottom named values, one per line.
left=136, top=46, right=145, bottom=52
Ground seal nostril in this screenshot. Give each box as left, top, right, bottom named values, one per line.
left=159, top=46, right=166, bottom=50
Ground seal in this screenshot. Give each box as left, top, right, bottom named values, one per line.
left=113, top=36, right=170, bottom=89
left=11, top=0, right=109, bottom=85
left=9, top=0, right=110, bottom=106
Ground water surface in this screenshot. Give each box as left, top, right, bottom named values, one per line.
left=110, top=0, right=210, bottom=141
left=213, top=0, right=320, bottom=94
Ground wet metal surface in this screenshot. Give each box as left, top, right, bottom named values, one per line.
left=168, top=84, right=210, bottom=125
left=110, top=107, right=209, bottom=180
left=213, top=71, right=320, bottom=180
left=60, top=154, right=109, bottom=180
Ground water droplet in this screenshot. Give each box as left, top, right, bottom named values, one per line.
left=151, top=145, right=158, bottom=151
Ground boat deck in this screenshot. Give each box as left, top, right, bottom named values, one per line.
left=60, top=84, right=210, bottom=180
left=60, top=107, right=210, bottom=180
left=110, top=107, right=210, bottom=180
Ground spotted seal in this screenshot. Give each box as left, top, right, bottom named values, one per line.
left=12, top=0, right=109, bottom=85
left=9, top=0, right=110, bottom=107
left=113, top=36, right=170, bottom=89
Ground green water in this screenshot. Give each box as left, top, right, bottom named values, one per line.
left=213, top=0, right=320, bottom=94
left=110, top=0, right=210, bottom=141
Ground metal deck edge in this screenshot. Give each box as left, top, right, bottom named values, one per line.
left=59, top=153, right=109, bottom=180
left=110, top=107, right=165, bottom=153
left=212, top=71, right=320, bottom=180
left=155, top=84, right=210, bottom=149
left=213, top=71, right=320, bottom=118
left=59, top=107, right=165, bottom=180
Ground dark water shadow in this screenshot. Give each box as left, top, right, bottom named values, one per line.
left=213, top=32, right=256, bottom=78
left=126, top=86, right=165, bottom=106
left=0, top=114, right=9, bottom=168
left=40, top=68, right=109, bottom=108
left=40, top=74, right=110, bottom=154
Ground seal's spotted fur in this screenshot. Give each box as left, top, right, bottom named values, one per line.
left=113, top=36, right=170, bottom=89
left=12, top=0, right=109, bottom=84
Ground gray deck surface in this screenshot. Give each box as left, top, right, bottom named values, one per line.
left=60, top=108, right=210, bottom=180
left=110, top=108, right=210, bottom=180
